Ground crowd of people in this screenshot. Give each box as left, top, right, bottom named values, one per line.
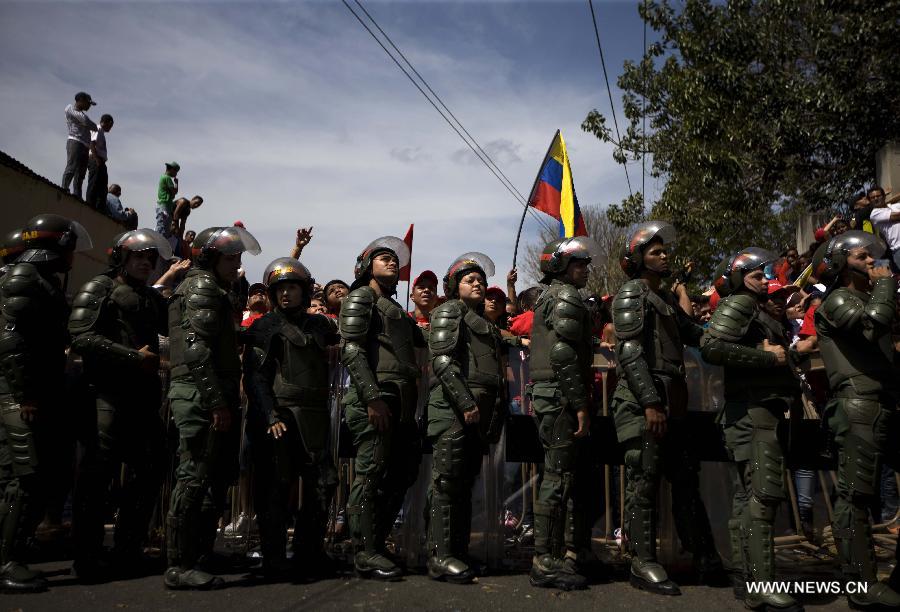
left=0, top=90, right=894, bottom=609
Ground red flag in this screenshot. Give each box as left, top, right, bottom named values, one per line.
left=399, top=223, right=414, bottom=281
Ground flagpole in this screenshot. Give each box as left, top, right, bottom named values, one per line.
left=513, top=130, right=559, bottom=268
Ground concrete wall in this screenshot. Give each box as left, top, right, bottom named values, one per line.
left=0, top=161, right=126, bottom=295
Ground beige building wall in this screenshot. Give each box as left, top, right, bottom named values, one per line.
left=0, top=155, right=126, bottom=294
left=877, top=142, right=900, bottom=195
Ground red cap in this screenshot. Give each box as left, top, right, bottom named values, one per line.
left=485, top=286, right=506, bottom=300
left=767, top=280, right=800, bottom=296
left=814, top=228, right=826, bottom=242
left=233, top=220, right=245, bottom=228
left=412, top=270, right=438, bottom=288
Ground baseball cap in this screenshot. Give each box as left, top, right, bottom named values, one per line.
left=75, top=91, right=96, bottom=106
left=248, top=282, right=267, bottom=296
left=485, top=286, right=506, bottom=300
left=767, top=280, right=800, bottom=297
left=165, top=161, right=181, bottom=170
left=412, top=270, right=438, bottom=288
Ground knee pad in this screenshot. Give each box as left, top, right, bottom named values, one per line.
left=748, top=495, right=776, bottom=523
left=841, top=432, right=879, bottom=500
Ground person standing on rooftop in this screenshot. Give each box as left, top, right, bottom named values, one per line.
left=61, top=91, right=97, bottom=200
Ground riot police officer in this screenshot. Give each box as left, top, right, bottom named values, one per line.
left=164, top=226, right=261, bottom=590
left=702, top=247, right=802, bottom=612
left=69, top=229, right=172, bottom=580
left=341, top=236, right=425, bottom=580
left=0, top=213, right=92, bottom=592
left=611, top=221, right=723, bottom=595
left=528, top=236, right=602, bottom=591
left=812, top=231, right=900, bottom=609
left=426, top=253, right=505, bottom=584
left=243, top=258, right=339, bottom=579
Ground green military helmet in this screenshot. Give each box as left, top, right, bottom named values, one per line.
left=191, top=226, right=261, bottom=269
left=713, top=246, right=776, bottom=297
left=812, top=230, right=886, bottom=286
left=18, top=213, right=93, bottom=266
left=443, top=251, right=495, bottom=298
left=539, top=236, right=604, bottom=284
left=351, top=235, right=410, bottom=290
left=0, top=228, right=25, bottom=265
left=263, top=256, right=314, bottom=307
left=108, top=228, right=173, bottom=269
left=620, top=220, right=677, bottom=278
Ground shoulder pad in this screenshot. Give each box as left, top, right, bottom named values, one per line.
left=820, top=289, right=864, bottom=330
left=551, top=287, right=587, bottom=342
left=429, top=300, right=465, bottom=354
left=185, top=274, right=224, bottom=312
left=612, top=279, right=648, bottom=339
left=247, top=312, right=282, bottom=346
left=69, top=275, right=115, bottom=335
left=340, top=287, right=375, bottom=339
left=0, top=263, right=42, bottom=298
left=707, top=294, right=757, bottom=341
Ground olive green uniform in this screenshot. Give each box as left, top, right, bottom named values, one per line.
left=243, top=309, right=339, bottom=571
left=701, top=293, right=800, bottom=602
left=425, top=299, right=505, bottom=573
left=340, top=286, right=424, bottom=558
left=0, top=263, right=69, bottom=585
left=165, top=268, right=242, bottom=574
left=611, top=280, right=718, bottom=576
left=528, top=279, right=593, bottom=561
left=68, top=274, right=168, bottom=571
left=815, top=278, right=899, bottom=587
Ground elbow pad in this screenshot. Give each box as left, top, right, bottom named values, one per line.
left=549, top=340, right=588, bottom=410
left=432, top=353, right=476, bottom=412
left=183, top=333, right=225, bottom=410
left=616, top=339, right=660, bottom=407
left=867, top=277, right=897, bottom=327
left=342, top=340, right=380, bottom=403
left=701, top=337, right=775, bottom=368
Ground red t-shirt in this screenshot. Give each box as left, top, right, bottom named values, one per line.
left=241, top=311, right=264, bottom=329
left=798, top=304, right=819, bottom=338
left=508, top=311, right=534, bottom=336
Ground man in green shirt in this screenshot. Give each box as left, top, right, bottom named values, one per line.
left=156, top=162, right=180, bottom=238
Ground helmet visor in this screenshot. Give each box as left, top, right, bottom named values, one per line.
left=205, top=226, right=261, bottom=256
left=362, top=236, right=410, bottom=268
left=70, top=220, right=93, bottom=252
left=559, top=236, right=605, bottom=266
left=731, top=247, right=776, bottom=274
left=447, top=252, right=496, bottom=281
left=831, top=230, right=886, bottom=259
left=626, top=221, right=676, bottom=255
left=116, top=229, right=173, bottom=260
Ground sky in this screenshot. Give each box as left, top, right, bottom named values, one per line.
left=0, top=0, right=657, bottom=290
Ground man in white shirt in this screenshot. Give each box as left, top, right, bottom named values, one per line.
left=86, top=114, right=114, bottom=210
left=61, top=92, right=97, bottom=199
left=867, top=186, right=900, bottom=270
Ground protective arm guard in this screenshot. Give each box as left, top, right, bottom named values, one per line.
left=701, top=294, right=775, bottom=367
left=339, top=287, right=380, bottom=403
left=69, top=276, right=143, bottom=367
left=183, top=276, right=227, bottom=410
left=612, top=280, right=659, bottom=406
left=865, top=277, right=897, bottom=331
left=429, top=301, right=476, bottom=413
left=242, top=323, right=280, bottom=426
left=549, top=287, right=590, bottom=411
left=0, top=264, right=49, bottom=401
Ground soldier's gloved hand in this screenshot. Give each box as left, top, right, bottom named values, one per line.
left=762, top=339, right=786, bottom=365
left=574, top=407, right=591, bottom=438
left=367, top=399, right=391, bottom=432
left=19, top=401, right=38, bottom=423
left=463, top=406, right=480, bottom=425
left=268, top=420, right=287, bottom=439
left=138, top=345, right=161, bottom=373
left=211, top=407, right=232, bottom=432
left=644, top=404, right=667, bottom=438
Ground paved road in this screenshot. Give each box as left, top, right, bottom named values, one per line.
left=3, top=561, right=854, bottom=612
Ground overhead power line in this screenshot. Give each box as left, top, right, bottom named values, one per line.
left=341, top=0, right=556, bottom=234
left=587, top=0, right=634, bottom=199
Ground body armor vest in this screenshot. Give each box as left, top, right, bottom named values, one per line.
left=367, top=295, right=419, bottom=384
left=272, top=311, right=331, bottom=407
left=530, top=282, right=592, bottom=384
left=168, top=270, right=241, bottom=381
left=819, top=288, right=895, bottom=398
left=459, top=308, right=503, bottom=391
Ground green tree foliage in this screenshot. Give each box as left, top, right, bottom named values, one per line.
left=582, top=0, right=900, bottom=280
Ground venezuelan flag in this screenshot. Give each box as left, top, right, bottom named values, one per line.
left=527, top=130, right=587, bottom=238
